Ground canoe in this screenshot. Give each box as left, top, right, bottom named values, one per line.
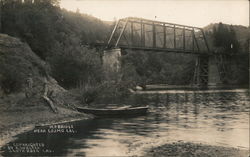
left=76, top=106, right=149, bottom=117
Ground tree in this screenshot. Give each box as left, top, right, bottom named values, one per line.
left=33, top=0, right=61, bottom=6
left=213, top=22, right=239, bottom=53
left=228, top=25, right=240, bottom=53
left=0, top=0, right=2, bottom=32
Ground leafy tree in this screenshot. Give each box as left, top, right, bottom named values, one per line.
left=0, top=0, right=109, bottom=88
left=121, top=50, right=195, bottom=86
left=213, top=23, right=239, bottom=53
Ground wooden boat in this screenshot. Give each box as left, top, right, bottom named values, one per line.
left=76, top=106, right=149, bottom=117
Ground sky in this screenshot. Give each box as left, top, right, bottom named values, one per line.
left=60, top=0, right=249, bottom=27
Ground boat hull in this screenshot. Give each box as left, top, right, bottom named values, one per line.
left=76, top=106, right=148, bottom=117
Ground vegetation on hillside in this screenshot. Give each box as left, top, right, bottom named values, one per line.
left=212, top=23, right=240, bottom=53
left=204, top=22, right=249, bottom=84
left=121, top=50, right=195, bottom=86
left=1, top=0, right=110, bottom=89
left=204, top=22, right=249, bottom=53
left=0, top=0, right=248, bottom=97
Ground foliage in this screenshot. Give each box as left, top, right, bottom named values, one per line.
left=78, top=79, right=101, bottom=105
left=49, top=46, right=103, bottom=89
left=0, top=34, right=48, bottom=94
left=1, top=0, right=109, bottom=59
left=212, top=23, right=240, bottom=53
left=1, top=0, right=110, bottom=88
left=121, top=50, right=195, bottom=86
left=1, top=0, right=248, bottom=95
left=77, top=79, right=133, bottom=105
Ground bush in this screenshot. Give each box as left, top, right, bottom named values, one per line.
left=78, top=79, right=101, bottom=105
left=77, top=78, right=133, bottom=106
left=121, top=50, right=195, bottom=85
left=49, top=47, right=103, bottom=89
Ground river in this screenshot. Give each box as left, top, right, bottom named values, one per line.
left=1, top=89, right=249, bottom=156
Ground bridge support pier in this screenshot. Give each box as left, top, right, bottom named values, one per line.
left=193, top=55, right=222, bottom=87
left=102, top=48, right=121, bottom=80
left=208, top=55, right=222, bottom=86
left=193, top=56, right=208, bottom=86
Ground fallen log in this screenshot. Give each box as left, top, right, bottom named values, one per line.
left=43, top=95, right=58, bottom=113
left=43, top=78, right=58, bottom=113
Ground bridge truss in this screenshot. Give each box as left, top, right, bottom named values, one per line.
left=106, top=17, right=226, bottom=86
left=107, top=17, right=210, bottom=55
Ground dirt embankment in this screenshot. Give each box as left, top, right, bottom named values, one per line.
left=145, top=142, right=249, bottom=157
left=0, top=34, right=90, bottom=147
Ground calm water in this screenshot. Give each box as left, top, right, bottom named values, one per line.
left=1, top=90, right=249, bottom=156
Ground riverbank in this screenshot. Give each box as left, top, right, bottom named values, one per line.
left=0, top=93, right=91, bottom=148
left=145, top=142, right=249, bottom=157
left=135, top=88, right=249, bottom=94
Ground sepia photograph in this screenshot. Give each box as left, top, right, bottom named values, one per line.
left=0, top=0, right=249, bottom=156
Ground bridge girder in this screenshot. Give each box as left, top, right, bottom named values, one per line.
left=107, top=17, right=210, bottom=55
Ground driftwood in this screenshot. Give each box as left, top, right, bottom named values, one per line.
left=43, top=78, right=58, bottom=113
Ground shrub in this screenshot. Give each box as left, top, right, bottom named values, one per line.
left=78, top=79, right=101, bottom=105
left=49, top=47, right=103, bottom=89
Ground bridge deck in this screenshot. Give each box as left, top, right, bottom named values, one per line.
left=118, top=45, right=209, bottom=55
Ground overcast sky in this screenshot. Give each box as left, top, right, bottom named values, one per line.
left=60, top=0, right=249, bottom=27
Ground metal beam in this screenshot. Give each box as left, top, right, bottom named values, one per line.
left=183, top=28, right=185, bottom=50
left=153, top=23, right=156, bottom=48
left=201, top=29, right=210, bottom=52
left=192, top=29, right=195, bottom=51
left=125, top=17, right=202, bottom=30
left=115, top=18, right=129, bottom=47
left=124, top=20, right=196, bottom=31
left=107, top=20, right=120, bottom=47
left=174, top=25, right=176, bottom=49
left=193, top=30, right=200, bottom=52
left=141, top=20, right=145, bottom=47
left=131, top=22, right=134, bottom=45
left=118, top=45, right=210, bottom=55
left=163, top=24, right=166, bottom=48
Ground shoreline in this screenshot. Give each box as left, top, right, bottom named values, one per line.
left=135, top=88, right=249, bottom=94
left=144, top=142, right=249, bottom=157
left=0, top=105, right=92, bottom=149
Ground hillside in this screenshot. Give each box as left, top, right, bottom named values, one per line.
left=0, top=0, right=248, bottom=91
left=203, top=23, right=249, bottom=53
left=1, top=1, right=110, bottom=89
left=0, top=33, right=90, bottom=146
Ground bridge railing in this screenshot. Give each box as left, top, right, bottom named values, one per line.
left=107, top=17, right=210, bottom=55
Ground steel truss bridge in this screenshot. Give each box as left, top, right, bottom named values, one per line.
left=106, top=17, right=231, bottom=85
left=107, top=17, right=210, bottom=55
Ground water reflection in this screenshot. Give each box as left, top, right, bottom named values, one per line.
left=1, top=90, right=249, bottom=156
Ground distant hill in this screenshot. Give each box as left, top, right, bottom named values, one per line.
left=102, top=20, right=115, bottom=26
